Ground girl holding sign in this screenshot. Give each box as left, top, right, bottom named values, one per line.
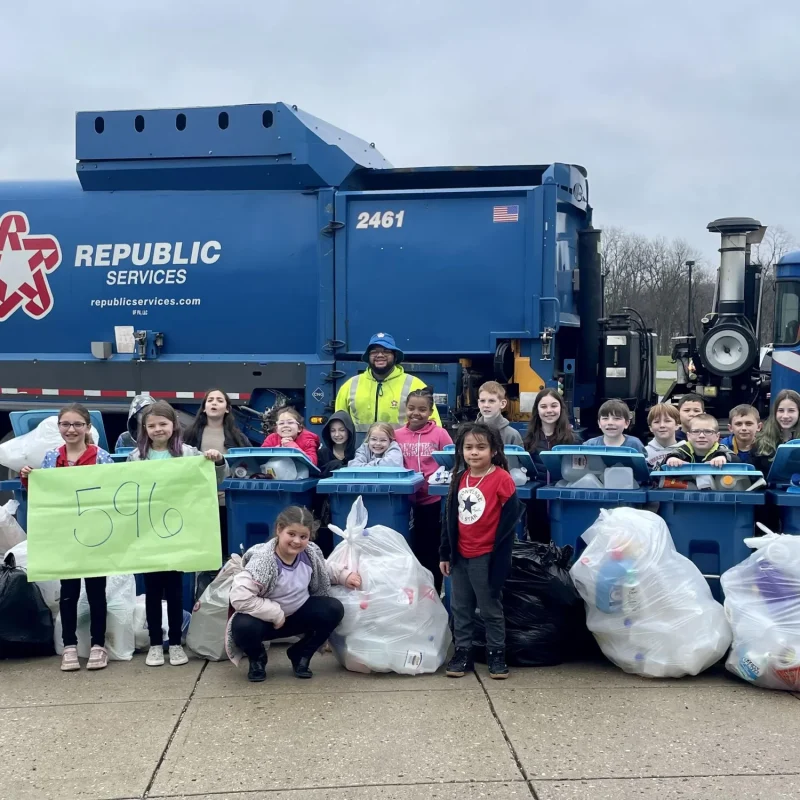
left=127, top=401, right=229, bottom=667
left=20, top=404, right=115, bottom=672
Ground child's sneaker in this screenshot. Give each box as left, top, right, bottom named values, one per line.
left=169, top=645, right=189, bottom=666
left=445, top=647, right=474, bottom=678
left=60, top=645, right=80, bottom=672
left=487, top=647, right=509, bottom=680
left=146, top=646, right=165, bottom=666
left=86, top=645, right=109, bottom=671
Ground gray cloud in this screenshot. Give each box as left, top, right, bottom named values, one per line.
left=2, top=0, right=798, bottom=261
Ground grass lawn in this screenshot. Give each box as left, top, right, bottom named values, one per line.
left=656, top=378, right=673, bottom=396
left=656, top=354, right=675, bottom=371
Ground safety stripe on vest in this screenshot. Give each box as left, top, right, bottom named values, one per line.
left=348, top=376, right=371, bottom=432
left=396, top=374, right=415, bottom=425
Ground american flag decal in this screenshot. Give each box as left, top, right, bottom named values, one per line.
left=493, top=204, right=519, bottom=223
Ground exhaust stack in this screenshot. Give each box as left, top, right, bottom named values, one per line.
left=707, top=217, right=762, bottom=316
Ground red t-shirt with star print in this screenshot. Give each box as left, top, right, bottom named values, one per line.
left=457, top=467, right=517, bottom=558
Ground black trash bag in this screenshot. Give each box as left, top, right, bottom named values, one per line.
left=0, top=553, right=55, bottom=659
left=472, top=540, right=593, bottom=666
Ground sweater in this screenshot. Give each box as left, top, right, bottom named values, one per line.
left=439, top=472, right=523, bottom=597
left=476, top=414, right=524, bottom=446
left=22, top=444, right=114, bottom=488
left=261, top=429, right=320, bottom=466
left=584, top=434, right=646, bottom=455
left=645, top=439, right=682, bottom=468
left=348, top=440, right=404, bottom=468
left=317, top=411, right=357, bottom=479
left=395, top=421, right=454, bottom=504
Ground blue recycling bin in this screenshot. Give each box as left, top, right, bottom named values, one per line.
left=0, top=479, right=26, bottom=531
left=316, top=467, right=423, bottom=544
left=223, top=447, right=320, bottom=555
left=429, top=445, right=540, bottom=540
left=537, top=446, right=650, bottom=557
left=648, top=463, right=764, bottom=599
left=10, top=409, right=110, bottom=451
left=764, top=441, right=800, bottom=534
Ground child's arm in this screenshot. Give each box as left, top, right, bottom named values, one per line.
left=373, top=445, right=404, bottom=467
left=229, top=570, right=285, bottom=627
left=20, top=449, right=59, bottom=487
left=326, top=561, right=361, bottom=589
left=507, top=427, right=524, bottom=447
left=261, top=433, right=280, bottom=448
left=348, top=444, right=370, bottom=467
left=96, top=449, right=115, bottom=465
left=296, top=434, right=319, bottom=466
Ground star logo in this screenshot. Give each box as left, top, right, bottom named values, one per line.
left=0, top=211, right=62, bottom=322
left=457, top=487, right=486, bottom=525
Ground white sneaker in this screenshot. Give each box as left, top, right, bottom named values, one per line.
left=169, top=645, right=189, bottom=666
left=146, top=646, right=165, bottom=666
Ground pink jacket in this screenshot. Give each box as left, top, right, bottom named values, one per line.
left=261, top=429, right=320, bottom=465
left=395, top=421, right=453, bottom=504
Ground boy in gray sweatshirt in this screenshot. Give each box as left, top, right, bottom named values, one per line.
left=476, top=381, right=524, bottom=447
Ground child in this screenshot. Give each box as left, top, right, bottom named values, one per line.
left=645, top=403, right=682, bottom=468
left=395, top=388, right=454, bottom=593
left=753, top=389, right=800, bottom=475
left=666, top=414, right=739, bottom=466
left=349, top=422, right=404, bottom=467
left=226, top=506, right=360, bottom=682
left=476, top=381, right=523, bottom=446
left=439, top=422, right=522, bottom=680
left=184, top=388, right=250, bottom=587
left=114, top=394, right=156, bottom=451
left=676, top=393, right=705, bottom=441
left=20, top=404, right=114, bottom=672
left=317, top=412, right=356, bottom=479
left=262, top=407, right=319, bottom=466
left=720, top=404, right=761, bottom=464
left=127, top=401, right=228, bottom=667
left=583, top=399, right=646, bottom=454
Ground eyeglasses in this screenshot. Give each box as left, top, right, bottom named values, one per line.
left=58, top=421, right=87, bottom=431
left=688, top=429, right=717, bottom=436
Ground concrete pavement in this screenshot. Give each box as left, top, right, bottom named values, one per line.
left=2, top=647, right=800, bottom=800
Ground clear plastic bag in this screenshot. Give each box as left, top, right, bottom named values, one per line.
left=722, top=532, right=800, bottom=691
left=187, top=556, right=242, bottom=661
left=570, top=507, right=731, bottom=677
left=53, top=574, right=136, bottom=661
left=327, top=497, right=451, bottom=675
left=0, top=499, right=26, bottom=553
left=0, top=416, right=100, bottom=472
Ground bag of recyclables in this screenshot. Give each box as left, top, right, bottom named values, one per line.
left=0, top=416, right=99, bottom=472
left=327, top=497, right=451, bottom=674
left=722, top=531, right=800, bottom=691
left=570, top=507, right=731, bottom=677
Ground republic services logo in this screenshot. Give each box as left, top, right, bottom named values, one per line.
left=0, top=211, right=62, bottom=321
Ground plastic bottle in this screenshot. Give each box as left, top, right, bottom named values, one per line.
left=595, top=548, right=638, bottom=613
left=604, top=466, right=636, bottom=490
left=716, top=474, right=750, bottom=492
left=561, top=454, right=605, bottom=483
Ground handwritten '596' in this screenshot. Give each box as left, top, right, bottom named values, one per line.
left=74, top=481, right=183, bottom=547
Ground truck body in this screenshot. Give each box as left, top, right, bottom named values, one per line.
left=0, top=102, right=642, bottom=444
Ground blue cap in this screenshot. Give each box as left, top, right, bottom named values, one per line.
left=362, top=332, right=404, bottom=364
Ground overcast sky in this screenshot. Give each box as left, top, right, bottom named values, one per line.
left=2, top=0, right=797, bottom=264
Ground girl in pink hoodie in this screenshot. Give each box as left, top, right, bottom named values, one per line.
left=395, top=388, right=453, bottom=593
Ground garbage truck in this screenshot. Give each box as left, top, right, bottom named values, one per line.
left=0, top=101, right=658, bottom=447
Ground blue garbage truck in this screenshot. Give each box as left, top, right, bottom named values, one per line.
left=0, top=101, right=658, bottom=448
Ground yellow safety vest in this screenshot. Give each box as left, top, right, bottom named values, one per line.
left=334, top=367, right=442, bottom=432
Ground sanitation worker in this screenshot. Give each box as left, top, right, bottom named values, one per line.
left=334, top=332, right=442, bottom=432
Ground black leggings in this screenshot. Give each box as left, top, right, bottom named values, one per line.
left=411, top=501, right=444, bottom=594
left=231, top=596, right=344, bottom=661
left=144, top=571, right=184, bottom=646
left=60, top=577, right=106, bottom=648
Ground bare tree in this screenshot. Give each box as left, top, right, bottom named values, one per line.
left=751, top=226, right=796, bottom=344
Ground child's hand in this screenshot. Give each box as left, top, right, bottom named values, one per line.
left=345, top=572, right=362, bottom=589
left=666, top=457, right=685, bottom=467
left=710, top=456, right=727, bottom=467
left=19, top=466, right=32, bottom=478
left=204, top=449, right=222, bottom=462
left=281, top=437, right=295, bottom=447
left=439, top=561, right=451, bottom=577
left=273, top=612, right=285, bottom=630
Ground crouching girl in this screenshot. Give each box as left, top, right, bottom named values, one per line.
left=225, top=506, right=361, bottom=682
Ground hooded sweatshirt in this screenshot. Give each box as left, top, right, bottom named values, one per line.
left=476, top=413, right=524, bottom=447
left=318, top=411, right=357, bottom=478
left=115, top=394, right=157, bottom=451
left=395, top=420, right=454, bottom=504
left=645, top=438, right=682, bottom=468
left=349, top=440, right=404, bottom=468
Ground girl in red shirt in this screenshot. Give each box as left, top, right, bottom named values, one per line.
left=439, top=422, right=521, bottom=680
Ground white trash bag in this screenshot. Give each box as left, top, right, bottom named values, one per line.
left=54, top=574, right=136, bottom=661
left=570, top=507, right=731, bottom=678
left=187, top=556, right=242, bottom=661
left=0, top=416, right=100, bottom=472
left=327, top=497, right=451, bottom=675
left=722, top=532, right=800, bottom=691
left=5, top=540, right=60, bottom=618
left=0, top=499, right=26, bottom=552
left=132, top=595, right=192, bottom=650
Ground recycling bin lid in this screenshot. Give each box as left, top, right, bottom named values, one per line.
left=539, top=445, right=650, bottom=484
left=657, top=463, right=761, bottom=479
left=766, top=440, right=800, bottom=487
left=226, top=446, right=320, bottom=474
left=318, top=466, right=423, bottom=485
left=431, top=444, right=536, bottom=473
